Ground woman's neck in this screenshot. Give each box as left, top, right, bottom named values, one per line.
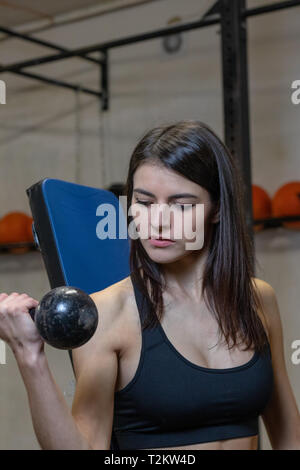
left=161, top=247, right=209, bottom=302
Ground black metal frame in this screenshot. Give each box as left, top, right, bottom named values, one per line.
left=220, top=0, right=253, bottom=234
left=0, top=0, right=299, bottom=152
left=0, top=1, right=299, bottom=111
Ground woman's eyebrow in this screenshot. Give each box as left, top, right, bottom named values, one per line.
left=133, top=188, right=198, bottom=199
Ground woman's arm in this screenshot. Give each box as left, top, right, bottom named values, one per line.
left=15, top=350, right=92, bottom=450
left=0, top=289, right=121, bottom=450
left=70, top=289, right=121, bottom=450
left=256, top=280, right=300, bottom=450
left=0, top=292, right=91, bottom=449
left=16, top=323, right=119, bottom=450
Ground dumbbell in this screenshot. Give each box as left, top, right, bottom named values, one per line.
left=28, top=286, right=98, bottom=350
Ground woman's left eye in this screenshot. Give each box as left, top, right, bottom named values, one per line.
left=175, top=204, right=196, bottom=210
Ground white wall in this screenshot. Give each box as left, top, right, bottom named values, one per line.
left=0, top=0, right=299, bottom=450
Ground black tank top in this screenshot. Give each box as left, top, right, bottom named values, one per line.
left=111, top=274, right=274, bottom=450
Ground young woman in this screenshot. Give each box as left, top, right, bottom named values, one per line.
left=0, top=120, right=299, bottom=450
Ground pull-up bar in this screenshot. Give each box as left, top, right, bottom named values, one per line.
left=0, top=15, right=219, bottom=74
left=0, top=25, right=104, bottom=66
left=0, top=1, right=299, bottom=101
left=244, top=0, right=300, bottom=17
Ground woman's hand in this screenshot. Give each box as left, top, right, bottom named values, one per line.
left=0, top=292, right=44, bottom=357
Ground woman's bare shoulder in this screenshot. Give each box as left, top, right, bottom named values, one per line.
left=90, top=276, right=133, bottom=321
left=251, top=277, right=277, bottom=306
left=89, top=276, right=136, bottom=349
left=71, top=277, right=135, bottom=379
left=251, top=277, right=274, bottom=292
left=251, top=277, right=276, bottom=341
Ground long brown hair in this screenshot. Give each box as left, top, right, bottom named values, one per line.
left=124, top=120, right=268, bottom=353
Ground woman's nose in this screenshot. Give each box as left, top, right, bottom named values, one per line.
left=150, top=203, right=173, bottom=233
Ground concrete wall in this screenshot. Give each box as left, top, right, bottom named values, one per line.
left=0, top=0, right=299, bottom=449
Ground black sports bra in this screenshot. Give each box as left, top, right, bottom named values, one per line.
left=111, top=275, right=274, bottom=450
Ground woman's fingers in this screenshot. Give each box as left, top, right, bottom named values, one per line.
left=0, top=293, right=39, bottom=315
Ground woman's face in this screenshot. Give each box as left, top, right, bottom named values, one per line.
left=130, top=163, right=218, bottom=264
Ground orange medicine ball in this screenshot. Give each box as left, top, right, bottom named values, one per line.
left=0, top=211, right=32, bottom=243
left=252, top=185, right=272, bottom=232
left=272, top=181, right=300, bottom=229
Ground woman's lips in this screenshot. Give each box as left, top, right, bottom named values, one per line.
left=148, top=238, right=175, bottom=247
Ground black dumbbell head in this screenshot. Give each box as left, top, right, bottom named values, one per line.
left=34, top=286, right=98, bottom=350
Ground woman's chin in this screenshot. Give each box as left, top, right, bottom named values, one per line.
left=143, top=245, right=187, bottom=264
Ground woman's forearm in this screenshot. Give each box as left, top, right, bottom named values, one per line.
left=14, top=348, right=90, bottom=450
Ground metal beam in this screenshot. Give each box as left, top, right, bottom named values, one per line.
left=243, top=0, right=300, bottom=17
left=0, top=16, right=220, bottom=74
left=12, top=69, right=102, bottom=97
left=220, top=0, right=253, bottom=236
left=0, top=25, right=103, bottom=66
left=100, top=50, right=109, bottom=111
